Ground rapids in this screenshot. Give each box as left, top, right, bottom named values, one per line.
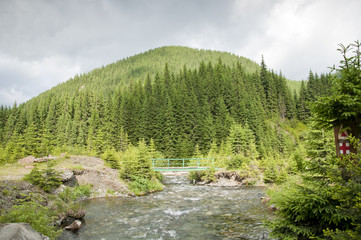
left=58, top=174, right=273, bottom=239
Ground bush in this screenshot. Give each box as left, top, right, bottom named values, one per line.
left=24, top=164, right=62, bottom=193
left=119, top=144, right=153, bottom=180
left=188, top=168, right=216, bottom=183
left=128, top=176, right=163, bottom=196
left=238, top=161, right=261, bottom=185
left=154, top=171, right=164, bottom=181
left=58, top=184, right=92, bottom=203
left=188, top=170, right=203, bottom=183
left=201, top=167, right=216, bottom=183
left=102, top=148, right=120, bottom=169
left=263, top=156, right=289, bottom=184
left=226, top=155, right=250, bottom=170
left=0, top=194, right=61, bottom=240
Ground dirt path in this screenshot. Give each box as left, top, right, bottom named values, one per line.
left=0, top=156, right=130, bottom=198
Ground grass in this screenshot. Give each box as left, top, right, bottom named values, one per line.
left=0, top=163, right=31, bottom=179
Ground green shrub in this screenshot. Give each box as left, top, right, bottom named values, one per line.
left=188, top=168, right=216, bottom=183
left=0, top=194, right=61, bottom=240
left=154, top=171, right=164, bottom=181
left=102, top=148, right=120, bottom=169
left=24, top=164, right=62, bottom=193
left=2, top=189, right=9, bottom=196
left=263, top=156, right=289, bottom=184
left=201, top=167, right=216, bottom=183
left=119, top=143, right=153, bottom=180
left=238, top=161, right=261, bottom=185
left=226, top=155, right=250, bottom=170
left=188, top=170, right=204, bottom=183
left=58, top=184, right=92, bottom=203
left=128, top=176, right=163, bottom=196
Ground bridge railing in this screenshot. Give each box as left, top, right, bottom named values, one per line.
left=151, top=158, right=215, bottom=171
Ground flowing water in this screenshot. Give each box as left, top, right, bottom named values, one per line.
left=59, top=175, right=273, bottom=240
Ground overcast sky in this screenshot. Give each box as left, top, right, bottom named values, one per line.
left=0, top=0, right=360, bottom=106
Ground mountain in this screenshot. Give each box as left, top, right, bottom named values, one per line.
left=39, top=46, right=260, bottom=100
left=0, top=46, right=331, bottom=163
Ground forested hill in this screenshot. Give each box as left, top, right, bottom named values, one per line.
left=41, top=46, right=261, bottom=99
left=0, top=46, right=331, bottom=163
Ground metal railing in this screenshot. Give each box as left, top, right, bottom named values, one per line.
left=151, top=158, right=216, bottom=171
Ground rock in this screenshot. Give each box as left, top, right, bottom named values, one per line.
left=215, top=171, right=242, bottom=182
left=64, top=220, right=82, bottom=231
left=269, top=204, right=278, bottom=211
left=72, top=169, right=84, bottom=175
left=61, top=216, right=76, bottom=227
left=63, top=175, right=78, bottom=187
left=67, top=209, right=86, bottom=219
left=61, top=209, right=86, bottom=227
left=0, top=223, right=46, bottom=240
left=33, top=158, right=47, bottom=163
left=60, top=170, right=74, bottom=182
left=24, top=165, right=34, bottom=169
left=18, top=156, right=37, bottom=165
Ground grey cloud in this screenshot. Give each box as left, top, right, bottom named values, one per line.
left=0, top=0, right=360, bottom=105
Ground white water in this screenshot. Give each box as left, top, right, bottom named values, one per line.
left=58, top=175, right=273, bottom=239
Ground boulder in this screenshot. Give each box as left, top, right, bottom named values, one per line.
left=64, top=220, right=82, bottom=231
left=61, top=209, right=86, bottom=227
left=0, top=223, right=46, bottom=240
left=215, top=171, right=242, bottom=182
left=63, top=175, right=78, bottom=187
left=60, top=170, right=74, bottom=182
left=72, top=169, right=84, bottom=175
left=67, top=209, right=86, bottom=219
left=18, top=156, right=37, bottom=165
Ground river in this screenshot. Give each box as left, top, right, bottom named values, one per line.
left=59, top=174, right=273, bottom=239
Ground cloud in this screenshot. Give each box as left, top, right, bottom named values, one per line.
left=236, top=0, right=361, bottom=79
left=0, top=0, right=360, bottom=105
left=0, top=54, right=80, bottom=105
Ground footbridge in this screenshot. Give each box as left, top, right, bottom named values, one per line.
left=151, top=158, right=218, bottom=171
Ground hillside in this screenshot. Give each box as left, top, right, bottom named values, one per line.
left=287, top=79, right=303, bottom=93
left=0, top=45, right=332, bottom=165
left=38, top=46, right=261, bottom=100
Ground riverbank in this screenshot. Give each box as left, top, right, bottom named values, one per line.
left=0, top=155, right=133, bottom=239
left=0, top=155, right=131, bottom=198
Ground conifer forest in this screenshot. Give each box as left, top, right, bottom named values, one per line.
left=0, top=46, right=331, bottom=162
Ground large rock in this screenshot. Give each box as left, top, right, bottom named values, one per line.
left=60, top=170, right=78, bottom=187
left=215, top=171, right=242, bottom=182
left=63, top=175, right=78, bottom=187
left=64, top=220, right=82, bottom=231
left=18, top=156, right=37, bottom=165
left=67, top=209, right=86, bottom=219
left=0, top=223, right=47, bottom=240
left=60, top=170, right=74, bottom=182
